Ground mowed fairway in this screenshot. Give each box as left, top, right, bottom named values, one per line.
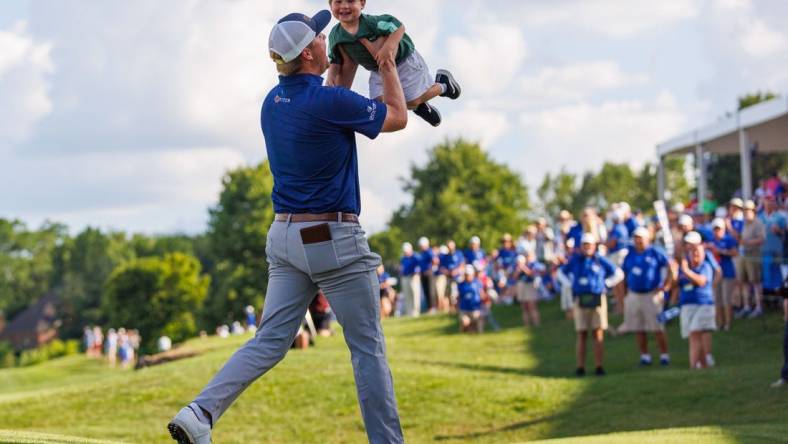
left=0, top=302, right=787, bottom=443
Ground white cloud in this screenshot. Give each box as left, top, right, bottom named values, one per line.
left=447, top=24, right=527, bottom=96
left=520, top=61, right=649, bottom=104
left=518, top=0, right=700, bottom=37
left=517, top=91, right=686, bottom=185
left=739, top=20, right=786, bottom=57
left=0, top=21, right=53, bottom=145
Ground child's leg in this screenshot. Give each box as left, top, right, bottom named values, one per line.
left=406, top=84, right=443, bottom=109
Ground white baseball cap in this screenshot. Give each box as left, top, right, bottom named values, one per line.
left=730, top=197, right=744, bottom=208
left=581, top=233, right=597, bottom=244
left=269, top=10, right=331, bottom=63
left=402, top=242, right=413, bottom=253
left=678, top=214, right=693, bottom=227
left=683, top=231, right=702, bottom=245
left=743, top=200, right=756, bottom=210
left=470, top=236, right=481, bottom=245
left=418, top=237, right=429, bottom=248
left=711, top=218, right=726, bottom=230
left=671, top=203, right=685, bottom=213
left=464, top=264, right=476, bottom=275
left=633, top=227, right=649, bottom=238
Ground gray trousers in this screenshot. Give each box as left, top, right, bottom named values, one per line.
left=193, top=220, right=403, bottom=444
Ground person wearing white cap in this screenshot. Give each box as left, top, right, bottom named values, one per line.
left=707, top=218, right=738, bottom=331
left=457, top=264, right=485, bottom=333
left=416, top=236, right=437, bottom=313
left=513, top=251, right=545, bottom=327
left=677, top=231, right=717, bottom=369
left=736, top=200, right=766, bottom=319
left=168, top=8, right=407, bottom=443
left=437, top=240, right=465, bottom=312
left=606, top=209, right=630, bottom=315
left=619, top=226, right=673, bottom=366
left=464, top=236, right=487, bottom=272
left=399, top=242, right=422, bottom=317
left=558, top=232, right=623, bottom=376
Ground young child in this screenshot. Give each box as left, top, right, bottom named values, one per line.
left=326, top=0, right=461, bottom=127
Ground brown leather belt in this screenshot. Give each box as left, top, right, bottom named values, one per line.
left=274, top=212, right=359, bottom=223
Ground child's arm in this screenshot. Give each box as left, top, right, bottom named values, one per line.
left=371, top=25, right=405, bottom=67
left=327, top=44, right=358, bottom=89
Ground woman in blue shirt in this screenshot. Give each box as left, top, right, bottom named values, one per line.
left=678, top=232, right=717, bottom=369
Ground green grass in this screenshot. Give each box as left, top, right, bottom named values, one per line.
left=0, top=301, right=786, bottom=443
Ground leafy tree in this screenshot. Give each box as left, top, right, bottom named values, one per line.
left=102, top=252, right=208, bottom=352
left=385, top=139, right=529, bottom=260
left=52, top=228, right=135, bottom=338
left=203, top=162, right=274, bottom=328
left=536, top=169, right=578, bottom=216
left=0, top=220, right=67, bottom=320
left=367, top=226, right=403, bottom=269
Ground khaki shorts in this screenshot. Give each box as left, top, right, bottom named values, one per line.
left=714, top=279, right=735, bottom=306
left=516, top=281, right=539, bottom=303
left=740, top=256, right=761, bottom=284
left=619, top=290, right=664, bottom=333
left=733, top=255, right=744, bottom=279
left=573, top=295, right=608, bottom=332
left=680, top=304, right=716, bottom=338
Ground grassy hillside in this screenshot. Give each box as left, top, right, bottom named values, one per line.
left=0, top=302, right=786, bottom=443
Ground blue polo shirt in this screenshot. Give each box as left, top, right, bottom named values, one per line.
left=417, top=249, right=434, bottom=274
left=439, top=251, right=465, bottom=276
left=567, top=223, right=583, bottom=250
left=457, top=279, right=483, bottom=312
left=622, top=247, right=669, bottom=293
left=518, top=261, right=545, bottom=283
left=678, top=261, right=714, bottom=305
left=608, top=223, right=630, bottom=252
left=400, top=255, right=420, bottom=276
left=625, top=217, right=641, bottom=236
left=710, top=235, right=738, bottom=278
left=261, top=74, right=387, bottom=215
left=496, top=248, right=518, bottom=271
left=562, top=253, right=617, bottom=296
left=464, top=248, right=486, bottom=267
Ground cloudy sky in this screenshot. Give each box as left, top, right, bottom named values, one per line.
left=1, top=0, right=787, bottom=234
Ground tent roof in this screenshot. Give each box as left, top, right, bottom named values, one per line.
left=657, top=95, right=788, bottom=157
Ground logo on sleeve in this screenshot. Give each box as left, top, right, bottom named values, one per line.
left=367, top=102, right=377, bottom=121
left=274, top=95, right=291, bottom=104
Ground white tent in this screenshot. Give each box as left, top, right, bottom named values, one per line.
left=656, top=96, right=788, bottom=201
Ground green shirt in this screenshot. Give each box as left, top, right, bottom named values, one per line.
left=328, top=13, right=415, bottom=72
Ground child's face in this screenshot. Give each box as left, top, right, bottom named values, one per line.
left=330, top=0, right=364, bottom=24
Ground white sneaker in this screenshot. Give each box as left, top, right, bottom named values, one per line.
left=771, top=378, right=786, bottom=388
left=168, top=406, right=212, bottom=444
left=748, top=307, right=763, bottom=319
left=705, top=354, right=715, bottom=368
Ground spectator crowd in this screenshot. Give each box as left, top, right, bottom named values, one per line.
left=380, top=174, right=787, bottom=382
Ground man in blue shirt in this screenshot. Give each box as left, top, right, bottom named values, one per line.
left=760, top=196, right=786, bottom=292
left=559, top=233, right=623, bottom=377
left=400, top=242, right=422, bottom=317
left=464, top=236, right=487, bottom=270
left=619, top=227, right=673, bottom=366
left=457, top=265, right=485, bottom=333
left=438, top=240, right=465, bottom=311
left=169, top=10, right=408, bottom=444
left=708, top=218, right=738, bottom=331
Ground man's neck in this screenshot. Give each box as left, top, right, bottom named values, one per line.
left=295, top=65, right=324, bottom=77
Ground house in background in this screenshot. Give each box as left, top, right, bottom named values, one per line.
left=0, top=292, right=61, bottom=351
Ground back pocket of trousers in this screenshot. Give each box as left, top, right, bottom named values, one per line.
left=303, top=240, right=341, bottom=275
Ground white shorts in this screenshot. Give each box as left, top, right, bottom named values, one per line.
left=680, top=304, right=716, bottom=339
left=369, top=50, right=434, bottom=102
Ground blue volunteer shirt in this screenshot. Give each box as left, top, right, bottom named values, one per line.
left=417, top=249, right=434, bottom=274
left=711, top=235, right=738, bottom=279
left=400, top=255, right=420, bottom=276
left=622, top=247, right=669, bottom=293
left=730, top=217, right=744, bottom=235
left=439, top=251, right=465, bottom=275
left=378, top=271, right=390, bottom=284
left=678, top=261, right=714, bottom=305
left=464, top=248, right=486, bottom=267
left=608, top=223, right=630, bottom=252
left=625, top=217, right=641, bottom=236
left=567, top=223, right=583, bottom=250
left=696, top=225, right=714, bottom=242
left=562, top=253, right=618, bottom=296
left=496, top=248, right=518, bottom=271
left=760, top=211, right=787, bottom=254
left=518, top=261, right=545, bottom=283
left=457, top=279, right=483, bottom=312
left=261, top=74, right=387, bottom=215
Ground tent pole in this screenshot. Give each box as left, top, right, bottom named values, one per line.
left=738, top=127, right=752, bottom=200
left=696, top=143, right=707, bottom=212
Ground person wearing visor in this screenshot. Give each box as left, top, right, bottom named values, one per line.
left=558, top=233, right=623, bottom=377
left=677, top=231, right=717, bottom=369
left=168, top=9, right=407, bottom=444
left=619, top=227, right=673, bottom=366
